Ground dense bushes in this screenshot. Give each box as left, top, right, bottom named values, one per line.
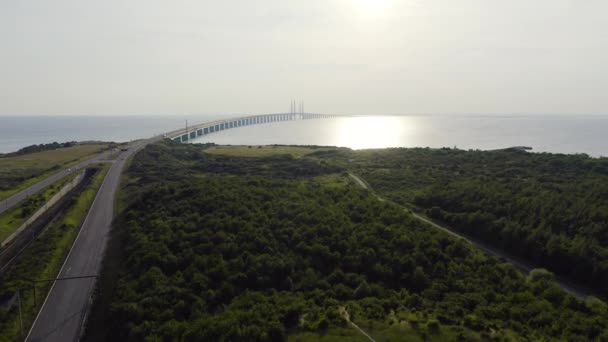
left=346, top=148, right=608, bottom=298
left=96, top=143, right=608, bottom=341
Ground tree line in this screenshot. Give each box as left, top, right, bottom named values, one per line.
left=87, top=142, right=608, bottom=341
left=342, top=147, right=608, bottom=299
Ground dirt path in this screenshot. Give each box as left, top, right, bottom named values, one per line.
left=339, top=306, right=376, bottom=342
left=347, top=172, right=592, bottom=299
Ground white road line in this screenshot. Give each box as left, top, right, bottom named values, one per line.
left=25, top=158, right=116, bottom=341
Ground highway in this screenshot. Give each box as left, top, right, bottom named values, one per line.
left=0, top=150, right=114, bottom=216
left=19, top=115, right=330, bottom=341
left=26, top=138, right=156, bottom=342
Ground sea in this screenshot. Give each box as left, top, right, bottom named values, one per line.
left=1, top=114, right=606, bottom=157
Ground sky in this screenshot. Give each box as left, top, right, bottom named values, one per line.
left=1, top=0, right=607, bottom=116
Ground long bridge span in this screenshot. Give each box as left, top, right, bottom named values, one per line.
left=24, top=111, right=341, bottom=342
left=168, top=112, right=342, bottom=143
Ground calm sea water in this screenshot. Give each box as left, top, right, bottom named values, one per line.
left=0, top=115, right=223, bottom=153
left=193, top=115, right=608, bottom=157
left=1, top=115, right=607, bottom=157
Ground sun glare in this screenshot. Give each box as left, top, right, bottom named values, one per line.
left=353, top=0, right=394, bottom=12
left=332, top=116, right=409, bottom=149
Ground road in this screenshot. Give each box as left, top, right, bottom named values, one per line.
left=17, top=119, right=297, bottom=341
left=0, top=150, right=115, bottom=216
left=347, top=172, right=593, bottom=299
left=26, top=139, right=156, bottom=342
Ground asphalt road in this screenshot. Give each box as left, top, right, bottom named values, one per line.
left=26, top=138, right=156, bottom=342
left=0, top=150, right=114, bottom=216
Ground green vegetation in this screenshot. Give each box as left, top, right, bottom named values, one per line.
left=0, top=165, right=109, bottom=341
left=205, top=145, right=333, bottom=158
left=2, top=141, right=79, bottom=157
left=0, top=173, right=79, bottom=242
left=0, top=143, right=109, bottom=200
left=87, top=142, right=608, bottom=341
left=334, top=147, right=608, bottom=299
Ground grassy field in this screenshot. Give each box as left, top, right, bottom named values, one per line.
left=288, top=317, right=505, bottom=342
left=205, top=145, right=333, bottom=158
left=289, top=328, right=368, bottom=342
left=0, top=174, right=79, bottom=242
left=0, top=144, right=109, bottom=200
left=0, top=164, right=110, bottom=341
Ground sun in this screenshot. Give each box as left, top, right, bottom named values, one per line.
left=353, top=0, right=394, bottom=12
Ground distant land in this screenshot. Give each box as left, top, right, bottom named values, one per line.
left=2, top=114, right=608, bottom=156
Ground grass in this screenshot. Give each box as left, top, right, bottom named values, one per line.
left=0, top=164, right=110, bottom=341
left=205, top=145, right=332, bottom=158
left=288, top=323, right=470, bottom=342
left=347, top=311, right=525, bottom=342
left=289, top=328, right=369, bottom=342
left=62, top=167, right=108, bottom=228
left=0, top=144, right=109, bottom=200
left=0, top=174, right=79, bottom=242
left=313, top=173, right=352, bottom=189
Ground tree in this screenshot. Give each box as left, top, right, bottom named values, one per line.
left=354, top=280, right=371, bottom=299
left=412, top=266, right=429, bottom=292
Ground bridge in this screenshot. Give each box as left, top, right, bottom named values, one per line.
left=17, top=111, right=595, bottom=342
left=23, top=111, right=342, bottom=342
left=169, top=112, right=341, bottom=143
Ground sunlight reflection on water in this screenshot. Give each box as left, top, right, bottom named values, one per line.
left=191, top=115, right=608, bottom=157
left=331, top=116, right=410, bottom=149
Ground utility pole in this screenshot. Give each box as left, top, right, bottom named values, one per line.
left=24, top=275, right=99, bottom=307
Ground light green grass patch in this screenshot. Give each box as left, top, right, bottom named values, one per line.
left=289, top=328, right=369, bottom=342
left=63, top=165, right=109, bottom=229
left=205, top=145, right=332, bottom=158
left=313, top=174, right=351, bottom=189
left=0, top=144, right=109, bottom=199
left=0, top=144, right=108, bottom=170
left=0, top=174, right=78, bottom=242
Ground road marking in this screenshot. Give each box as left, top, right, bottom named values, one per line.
left=25, top=156, right=116, bottom=341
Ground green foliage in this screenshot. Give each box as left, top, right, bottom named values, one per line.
left=342, top=148, right=608, bottom=298
left=0, top=143, right=109, bottom=199
left=0, top=166, right=109, bottom=341
left=527, top=268, right=555, bottom=283
left=91, top=143, right=608, bottom=341
left=0, top=173, right=79, bottom=241
left=9, top=141, right=77, bottom=156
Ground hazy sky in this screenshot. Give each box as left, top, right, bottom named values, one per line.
left=1, top=0, right=607, bottom=116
